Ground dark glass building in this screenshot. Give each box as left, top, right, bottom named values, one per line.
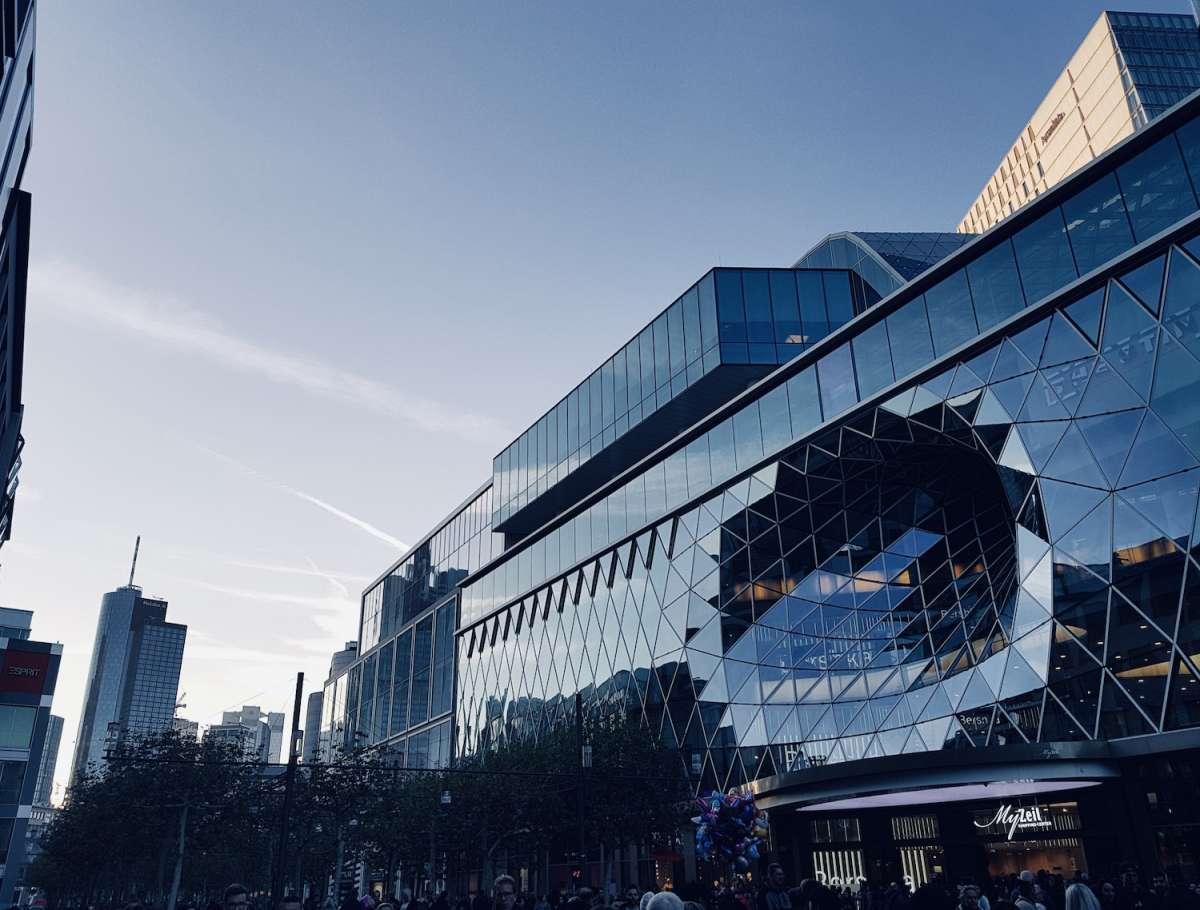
left=332, top=85, right=1200, bottom=883
left=71, top=585, right=187, bottom=781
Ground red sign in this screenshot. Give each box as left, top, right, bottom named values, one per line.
left=0, top=650, right=49, bottom=694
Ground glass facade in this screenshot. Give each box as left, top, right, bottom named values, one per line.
left=491, top=268, right=876, bottom=532
left=333, top=84, right=1200, bottom=795
left=796, top=233, right=976, bottom=299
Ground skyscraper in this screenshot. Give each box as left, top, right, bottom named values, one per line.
left=301, top=690, right=323, bottom=763
left=220, top=705, right=285, bottom=763
left=32, top=714, right=61, bottom=807
left=960, top=11, right=1200, bottom=233
left=71, top=570, right=187, bottom=781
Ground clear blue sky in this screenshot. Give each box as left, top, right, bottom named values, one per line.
left=5, top=0, right=1184, bottom=793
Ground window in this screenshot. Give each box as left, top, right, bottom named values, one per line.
left=818, top=343, right=859, bottom=417
left=923, top=271, right=978, bottom=356
left=0, top=706, right=33, bottom=749
left=797, top=272, right=830, bottom=343
left=852, top=320, right=895, bottom=398
left=1117, top=132, right=1198, bottom=242
left=716, top=269, right=746, bottom=342
left=1013, top=207, right=1078, bottom=304
left=967, top=240, right=1026, bottom=330
left=1062, top=172, right=1135, bottom=275
left=886, top=297, right=934, bottom=379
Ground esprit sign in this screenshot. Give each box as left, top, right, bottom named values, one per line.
left=0, top=650, right=49, bottom=694
left=974, top=804, right=1053, bottom=840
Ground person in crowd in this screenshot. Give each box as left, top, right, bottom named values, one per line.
left=1065, top=884, right=1101, bottom=910
left=493, top=878, right=518, bottom=910
left=224, top=886, right=249, bottom=910
left=431, top=894, right=450, bottom=910
left=1098, top=884, right=1118, bottom=910
left=647, top=894, right=684, bottom=910
left=958, top=885, right=982, bottom=910
left=912, top=876, right=952, bottom=910
left=535, top=897, right=552, bottom=910
left=759, top=864, right=792, bottom=910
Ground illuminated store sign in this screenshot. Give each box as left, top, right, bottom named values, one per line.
left=974, top=804, right=1054, bottom=840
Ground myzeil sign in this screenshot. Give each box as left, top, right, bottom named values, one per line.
left=974, top=804, right=1054, bottom=840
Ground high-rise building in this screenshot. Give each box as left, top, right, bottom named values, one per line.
left=322, top=86, right=1200, bottom=879
left=172, top=716, right=199, bottom=742
left=204, top=721, right=270, bottom=761
left=220, top=705, right=285, bottom=763
left=31, top=714, right=60, bottom=807
left=71, top=577, right=187, bottom=782
left=0, top=609, right=63, bottom=902
left=0, top=0, right=34, bottom=560
left=301, top=690, right=323, bottom=763
left=960, top=10, right=1200, bottom=234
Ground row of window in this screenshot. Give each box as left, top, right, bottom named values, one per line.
left=461, top=111, right=1200, bottom=629
left=359, top=485, right=500, bottom=652
left=491, top=268, right=868, bottom=527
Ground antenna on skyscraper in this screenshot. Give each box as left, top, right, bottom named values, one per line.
left=128, top=536, right=141, bottom=587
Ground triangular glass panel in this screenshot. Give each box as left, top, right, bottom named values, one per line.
left=1012, top=318, right=1052, bottom=366
left=1019, top=422, right=1069, bottom=472
left=1119, top=411, right=1197, bottom=487
left=1042, top=424, right=1109, bottom=489
left=1152, top=330, right=1200, bottom=458
left=1065, top=287, right=1104, bottom=345
left=1041, top=313, right=1095, bottom=366
left=1077, top=410, right=1145, bottom=486
left=991, top=373, right=1036, bottom=421
left=999, top=427, right=1036, bottom=475
left=1101, top=282, right=1158, bottom=399
left=1117, top=254, right=1166, bottom=315
left=990, top=338, right=1037, bottom=382
left=1019, top=373, right=1072, bottom=421
left=1097, top=671, right=1155, bottom=738
left=1041, top=479, right=1109, bottom=543
left=1164, top=245, right=1200, bottom=361
left=999, top=645, right=1044, bottom=700
left=1077, top=358, right=1147, bottom=416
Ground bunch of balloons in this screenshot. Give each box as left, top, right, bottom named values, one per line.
left=692, top=790, right=769, bottom=871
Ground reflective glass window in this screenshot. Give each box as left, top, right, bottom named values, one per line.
left=589, top=371, right=603, bottom=439
left=653, top=313, right=671, bottom=391
left=733, top=402, right=764, bottom=472
left=924, top=272, right=978, bottom=355
left=612, top=348, right=627, bottom=418
left=716, top=269, right=747, bottom=342
left=624, top=340, right=641, bottom=409
left=638, top=326, right=655, bottom=403
left=852, top=319, right=895, bottom=399
left=759, top=382, right=792, bottom=454
left=770, top=270, right=802, bottom=347
left=886, top=297, right=934, bottom=379
left=390, top=630, right=412, bottom=735
left=786, top=365, right=822, bottom=434
left=743, top=270, right=774, bottom=343
left=601, top=358, right=615, bottom=428
left=818, top=342, right=859, bottom=416
left=967, top=239, right=1026, bottom=330
left=1013, top=207, right=1078, bottom=304
left=708, top=417, right=737, bottom=485
left=665, top=449, right=689, bottom=510
left=644, top=461, right=667, bottom=519
left=698, top=272, right=719, bottom=351
left=797, top=271, right=829, bottom=342
left=1062, top=172, right=1135, bottom=274
left=685, top=435, right=711, bottom=498
left=823, top=271, right=856, bottom=327
left=1117, top=132, right=1198, bottom=242
left=682, top=287, right=702, bottom=363
left=1174, top=119, right=1200, bottom=193
left=668, top=301, right=687, bottom=377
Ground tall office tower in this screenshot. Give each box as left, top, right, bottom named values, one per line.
left=960, top=10, right=1200, bottom=233
left=71, top=573, right=187, bottom=781
left=0, top=609, right=62, bottom=902
left=204, top=720, right=270, bottom=761
left=172, top=716, right=199, bottom=742
left=31, top=713, right=60, bottom=806
left=220, top=705, right=285, bottom=763
left=301, top=690, right=323, bottom=762
left=0, top=0, right=33, bottom=558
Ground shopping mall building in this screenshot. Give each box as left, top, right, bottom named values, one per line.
left=321, top=29, right=1200, bottom=889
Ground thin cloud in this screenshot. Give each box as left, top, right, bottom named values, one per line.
left=305, top=556, right=350, bottom=599
left=201, top=448, right=408, bottom=552
left=30, top=260, right=505, bottom=440
left=183, top=578, right=352, bottom=609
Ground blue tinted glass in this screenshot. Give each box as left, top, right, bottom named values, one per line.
left=759, top=383, right=792, bottom=454
left=567, top=389, right=580, bottom=452
left=716, top=269, right=747, bottom=342
left=733, top=402, right=764, bottom=472
left=797, top=272, right=829, bottom=342
left=685, top=436, right=711, bottom=498
left=668, top=300, right=686, bottom=377
left=769, top=270, right=801, bottom=346
left=589, top=371, right=603, bottom=438
left=1116, top=133, right=1197, bottom=242
left=742, top=270, right=774, bottom=343
left=886, top=297, right=934, bottom=379
left=653, top=314, right=671, bottom=391
left=823, top=272, right=856, bottom=327
left=924, top=272, right=978, bottom=356
left=600, top=359, right=615, bottom=428
left=638, top=326, right=655, bottom=402
left=786, top=365, right=822, bottom=434
left=624, top=340, right=641, bottom=409
left=682, top=288, right=702, bottom=363
left=818, top=343, right=859, bottom=417
left=1013, top=207, right=1078, bottom=304
left=708, top=418, right=737, bottom=485
left=612, top=349, right=627, bottom=418
left=1062, top=172, right=1135, bottom=274
left=665, top=450, right=688, bottom=511
left=967, top=240, right=1026, bottom=330
left=852, top=320, right=895, bottom=399
left=1174, top=120, right=1200, bottom=195
left=698, top=272, right=719, bottom=351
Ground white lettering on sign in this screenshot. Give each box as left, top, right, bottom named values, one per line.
left=974, top=804, right=1053, bottom=840
left=8, top=667, right=40, bottom=677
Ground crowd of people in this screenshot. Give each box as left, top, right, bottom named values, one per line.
left=164, top=866, right=1200, bottom=910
